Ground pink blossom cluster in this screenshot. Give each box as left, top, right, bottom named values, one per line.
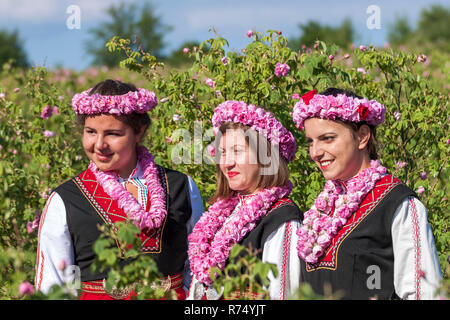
left=297, top=160, right=387, bottom=264
left=292, top=92, right=386, bottom=129
left=211, top=100, right=297, bottom=162
left=40, top=105, right=59, bottom=119
left=26, top=209, right=41, bottom=234
left=88, top=146, right=166, bottom=233
left=188, top=181, right=292, bottom=286
left=72, top=88, right=158, bottom=115
left=274, top=62, right=290, bottom=77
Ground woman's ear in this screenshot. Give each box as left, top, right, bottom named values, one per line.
left=136, top=125, right=148, bottom=143
left=357, top=124, right=371, bottom=150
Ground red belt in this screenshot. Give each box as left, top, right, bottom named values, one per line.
left=81, top=273, right=183, bottom=300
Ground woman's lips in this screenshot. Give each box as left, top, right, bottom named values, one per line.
left=227, top=171, right=239, bottom=178
left=95, top=152, right=113, bottom=162
left=319, top=159, right=334, bottom=170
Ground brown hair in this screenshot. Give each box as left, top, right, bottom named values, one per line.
left=75, top=79, right=151, bottom=136
left=209, top=122, right=290, bottom=204
left=320, top=88, right=378, bottom=160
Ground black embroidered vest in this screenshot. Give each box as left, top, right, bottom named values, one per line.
left=240, top=198, right=303, bottom=258
left=54, top=165, right=192, bottom=281
left=300, top=175, right=417, bottom=300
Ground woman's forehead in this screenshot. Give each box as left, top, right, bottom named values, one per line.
left=219, top=128, right=247, bottom=147
left=84, top=114, right=128, bottom=130
left=304, top=118, right=349, bottom=137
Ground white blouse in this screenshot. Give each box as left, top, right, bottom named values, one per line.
left=34, top=165, right=204, bottom=294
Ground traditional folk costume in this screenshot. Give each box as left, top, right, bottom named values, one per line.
left=292, top=90, right=442, bottom=300
left=187, top=101, right=303, bottom=300
left=35, top=88, right=203, bottom=300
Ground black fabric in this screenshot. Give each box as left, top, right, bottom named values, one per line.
left=300, top=183, right=417, bottom=300
left=55, top=166, right=192, bottom=281
left=239, top=200, right=303, bottom=259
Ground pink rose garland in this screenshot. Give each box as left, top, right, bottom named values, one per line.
left=188, top=181, right=293, bottom=286
left=297, top=160, right=387, bottom=264
left=88, top=146, right=166, bottom=232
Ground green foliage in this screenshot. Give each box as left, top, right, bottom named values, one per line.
left=0, top=29, right=29, bottom=68
left=210, top=245, right=278, bottom=299
left=289, top=18, right=354, bottom=50
left=0, top=28, right=448, bottom=299
left=90, top=222, right=169, bottom=300
left=388, top=4, right=450, bottom=52
left=86, top=1, right=172, bottom=67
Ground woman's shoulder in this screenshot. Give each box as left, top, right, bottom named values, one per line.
left=268, top=198, right=304, bottom=222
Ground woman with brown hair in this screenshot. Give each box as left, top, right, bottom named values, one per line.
left=292, top=88, right=442, bottom=299
left=34, top=79, right=203, bottom=299
left=187, top=100, right=303, bottom=300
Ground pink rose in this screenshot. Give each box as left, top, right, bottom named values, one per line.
left=18, top=281, right=34, bottom=297
left=274, top=62, right=290, bottom=77
left=43, top=130, right=55, bottom=138
left=417, top=186, right=425, bottom=194
left=246, top=30, right=253, bottom=38
left=205, top=78, right=215, bottom=88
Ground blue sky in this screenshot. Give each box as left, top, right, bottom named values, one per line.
left=0, top=0, right=447, bottom=71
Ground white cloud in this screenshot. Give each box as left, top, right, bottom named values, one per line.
left=0, top=0, right=60, bottom=22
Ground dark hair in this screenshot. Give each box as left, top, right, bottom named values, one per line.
left=319, top=87, right=378, bottom=160
left=209, top=122, right=290, bottom=204
left=75, top=79, right=151, bottom=135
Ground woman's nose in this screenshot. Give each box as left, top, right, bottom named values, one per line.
left=95, top=134, right=107, bottom=150
left=309, top=142, right=323, bottom=160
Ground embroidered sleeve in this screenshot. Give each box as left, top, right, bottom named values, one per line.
left=391, top=196, right=443, bottom=300
left=262, top=220, right=301, bottom=300
left=35, top=192, right=75, bottom=294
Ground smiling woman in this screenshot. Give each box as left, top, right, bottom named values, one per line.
left=187, top=100, right=303, bottom=300
left=292, top=88, right=442, bottom=300
left=34, top=79, right=204, bottom=300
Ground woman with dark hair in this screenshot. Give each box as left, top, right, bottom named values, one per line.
left=34, top=79, right=203, bottom=300
left=187, top=100, right=303, bottom=300
left=292, top=88, right=442, bottom=299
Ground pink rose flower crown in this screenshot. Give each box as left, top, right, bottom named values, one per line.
left=292, top=89, right=386, bottom=130
left=72, top=87, right=158, bottom=115
left=211, top=100, right=297, bottom=162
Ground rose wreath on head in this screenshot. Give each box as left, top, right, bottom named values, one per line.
left=292, top=89, right=386, bottom=130
left=292, top=90, right=388, bottom=264
left=72, top=87, right=164, bottom=233
left=188, top=100, right=297, bottom=286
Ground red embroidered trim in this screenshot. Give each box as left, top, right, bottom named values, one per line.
left=280, top=221, right=292, bottom=299
left=35, top=192, right=55, bottom=290
left=410, top=198, right=421, bottom=300
left=306, top=175, right=402, bottom=271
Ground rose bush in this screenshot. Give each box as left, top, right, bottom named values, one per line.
left=0, top=30, right=448, bottom=299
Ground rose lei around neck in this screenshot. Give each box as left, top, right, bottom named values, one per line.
left=188, top=181, right=293, bottom=286
left=297, top=160, right=387, bottom=264
left=88, top=146, right=166, bottom=233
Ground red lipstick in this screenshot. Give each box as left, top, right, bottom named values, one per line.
left=227, top=171, right=239, bottom=178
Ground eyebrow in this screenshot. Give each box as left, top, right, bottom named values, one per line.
left=305, top=132, right=336, bottom=141
left=84, top=127, right=123, bottom=133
